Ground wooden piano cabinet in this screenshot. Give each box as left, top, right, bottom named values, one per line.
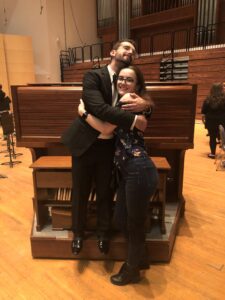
left=11, top=82, right=197, bottom=262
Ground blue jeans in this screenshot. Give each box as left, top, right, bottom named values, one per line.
left=114, top=156, right=159, bottom=267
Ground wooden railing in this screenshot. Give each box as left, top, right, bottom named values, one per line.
left=96, top=0, right=196, bottom=26
left=59, top=21, right=225, bottom=77
left=131, top=0, right=196, bottom=17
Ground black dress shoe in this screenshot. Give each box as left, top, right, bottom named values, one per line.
left=71, top=237, right=83, bottom=255
left=139, top=256, right=150, bottom=270
left=110, top=263, right=140, bottom=286
left=139, top=261, right=150, bottom=270
left=97, top=239, right=109, bottom=254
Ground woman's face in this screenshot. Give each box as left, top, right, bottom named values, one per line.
left=117, top=68, right=137, bottom=96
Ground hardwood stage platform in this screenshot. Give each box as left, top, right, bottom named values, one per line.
left=31, top=202, right=182, bottom=262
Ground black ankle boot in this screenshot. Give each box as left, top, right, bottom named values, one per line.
left=110, top=263, right=140, bottom=286
left=71, top=237, right=83, bottom=255
left=118, top=260, right=149, bottom=272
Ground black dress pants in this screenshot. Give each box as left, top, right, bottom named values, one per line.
left=208, top=128, right=218, bottom=155
left=72, top=138, right=115, bottom=238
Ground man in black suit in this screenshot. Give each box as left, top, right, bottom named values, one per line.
left=66, top=39, right=150, bottom=255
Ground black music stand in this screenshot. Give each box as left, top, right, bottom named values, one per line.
left=0, top=112, right=22, bottom=168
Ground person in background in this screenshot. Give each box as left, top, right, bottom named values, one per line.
left=201, top=82, right=225, bottom=158
left=78, top=65, right=158, bottom=286
left=0, top=85, right=11, bottom=139
left=0, top=85, right=11, bottom=113
left=62, top=39, right=151, bottom=256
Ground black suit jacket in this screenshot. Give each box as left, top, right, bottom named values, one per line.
left=61, top=66, right=135, bottom=157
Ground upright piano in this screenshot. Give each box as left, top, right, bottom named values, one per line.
left=11, top=82, right=197, bottom=262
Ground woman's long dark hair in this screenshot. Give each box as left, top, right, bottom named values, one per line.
left=121, top=65, right=154, bottom=106
left=206, top=82, right=225, bottom=109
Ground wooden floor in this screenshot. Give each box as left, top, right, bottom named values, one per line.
left=0, top=123, right=225, bottom=300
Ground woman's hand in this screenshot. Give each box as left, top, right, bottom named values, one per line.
left=78, top=99, right=85, bottom=116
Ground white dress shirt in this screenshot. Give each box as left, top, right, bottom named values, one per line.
left=98, top=65, right=117, bottom=139
left=98, top=65, right=136, bottom=139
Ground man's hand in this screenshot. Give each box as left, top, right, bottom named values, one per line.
left=119, top=93, right=149, bottom=112
left=78, top=99, right=86, bottom=116
left=202, top=115, right=206, bottom=124
left=135, top=115, right=148, bottom=132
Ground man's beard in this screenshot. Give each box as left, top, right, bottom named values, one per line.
left=115, top=55, right=132, bottom=69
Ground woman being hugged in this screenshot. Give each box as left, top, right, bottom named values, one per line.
left=201, top=82, right=225, bottom=158
left=78, top=66, right=159, bottom=286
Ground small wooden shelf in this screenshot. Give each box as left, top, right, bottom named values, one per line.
left=30, top=156, right=72, bottom=169
left=31, top=157, right=73, bottom=231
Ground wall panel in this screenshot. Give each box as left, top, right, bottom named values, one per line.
left=0, top=34, right=9, bottom=96
left=0, top=34, right=35, bottom=97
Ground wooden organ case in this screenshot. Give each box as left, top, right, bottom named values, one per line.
left=11, top=82, right=197, bottom=262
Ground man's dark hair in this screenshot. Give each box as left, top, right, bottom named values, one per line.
left=112, top=39, right=137, bottom=51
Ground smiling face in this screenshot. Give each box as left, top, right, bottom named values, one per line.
left=110, top=41, right=136, bottom=66
left=117, top=68, right=137, bottom=96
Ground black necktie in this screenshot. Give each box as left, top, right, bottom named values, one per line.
left=112, top=74, right=118, bottom=106
left=112, top=74, right=117, bottom=88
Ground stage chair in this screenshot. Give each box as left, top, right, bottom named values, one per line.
left=0, top=111, right=22, bottom=168
left=215, top=124, right=225, bottom=171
